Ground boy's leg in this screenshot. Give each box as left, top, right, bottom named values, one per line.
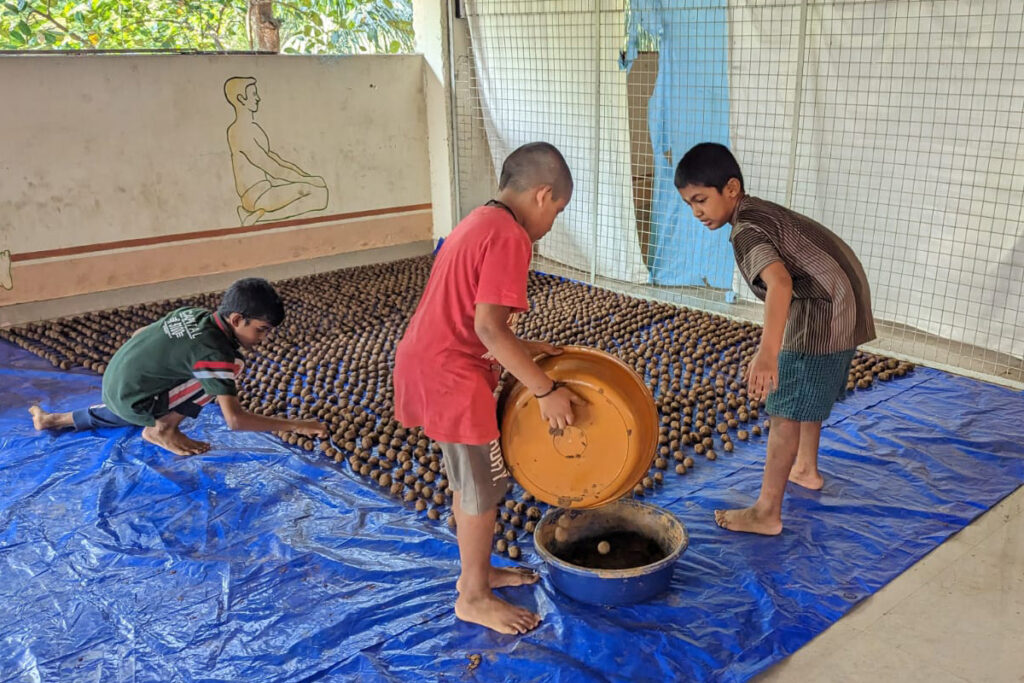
left=715, top=416, right=800, bottom=535
left=453, top=490, right=538, bottom=592
left=788, top=421, right=824, bottom=489
left=442, top=442, right=540, bottom=635
left=29, top=406, right=74, bottom=430
left=30, top=403, right=132, bottom=432
left=140, top=383, right=213, bottom=456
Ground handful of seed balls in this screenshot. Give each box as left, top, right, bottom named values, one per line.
left=0, top=256, right=914, bottom=559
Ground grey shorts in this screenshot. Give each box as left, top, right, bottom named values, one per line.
left=439, top=440, right=511, bottom=516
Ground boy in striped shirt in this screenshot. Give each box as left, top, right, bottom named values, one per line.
left=675, top=143, right=876, bottom=535
left=30, top=278, right=326, bottom=455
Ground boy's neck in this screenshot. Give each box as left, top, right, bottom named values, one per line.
left=728, top=191, right=747, bottom=223
left=494, top=190, right=530, bottom=226
left=212, top=311, right=239, bottom=345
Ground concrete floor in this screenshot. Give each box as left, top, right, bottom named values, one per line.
left=754, top=484, right=1024, bottom=682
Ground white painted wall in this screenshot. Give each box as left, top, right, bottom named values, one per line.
left=0, top=53, right=431, bottom=254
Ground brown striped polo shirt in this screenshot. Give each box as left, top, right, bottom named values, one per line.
left=729, top=195, right=876, bottom=354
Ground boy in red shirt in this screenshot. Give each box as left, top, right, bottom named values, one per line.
left=394, top=142, right=583, bottom=635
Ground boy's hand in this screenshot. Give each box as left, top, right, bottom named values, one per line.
left=538, top=385, right=588, bottom=431
left=746, top=348, right=779, bottom=402
left=525, top=340, right=563, bottom=358
left=292, top=420, right=328, bottom=438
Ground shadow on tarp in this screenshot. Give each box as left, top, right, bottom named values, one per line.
left=1, top=340, right=1022, bottom=682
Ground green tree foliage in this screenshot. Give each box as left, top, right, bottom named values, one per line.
left=0, top=0, right=413, bottom=53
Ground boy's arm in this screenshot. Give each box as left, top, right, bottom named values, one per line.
left=475, top=303, right=584, bottom=430
left=747, top=261, right=792, bottom=401
left=217, top=394, right=327, bottom=437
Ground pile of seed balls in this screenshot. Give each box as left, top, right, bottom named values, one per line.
left=0, top=255, right=913, bottom=559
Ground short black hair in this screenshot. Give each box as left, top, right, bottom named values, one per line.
left=674, top=142, right=745, bottom=192
left=498, top=142, right=574, bottom=200
left=217, top=278, right=285, bottom=326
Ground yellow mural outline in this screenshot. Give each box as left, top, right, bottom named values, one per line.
left=224, top=76, right=330, bottom=227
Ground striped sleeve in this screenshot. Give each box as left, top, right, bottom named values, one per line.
left=191, top=356, right=243, bottom=397
left=732, top=225, right=784, bottom=288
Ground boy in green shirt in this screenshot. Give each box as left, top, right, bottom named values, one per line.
left=30, top=278, right=326, bottom=455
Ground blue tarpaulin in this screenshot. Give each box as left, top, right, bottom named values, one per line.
left=2, top=338, right=1023, bottom=682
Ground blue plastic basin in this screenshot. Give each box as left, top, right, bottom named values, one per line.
left=533, top=500, right=688, bottom=605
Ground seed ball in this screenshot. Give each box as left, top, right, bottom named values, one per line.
left=752, top=425, right=762, bottom=436
left=694, top=443, right=705, bottom=455
left=496, top=539, right=508, bottom=553
left=653, top=472, right=664, bottom=484
left=504, top=529, right=516, bottom=542
left=510, top=515, right=523, bottom=528
left=447, top=516, right=457, bottom=530
left=404, top=490, right=417, bottom=502
left=675, top=463, right=687, bottom=475
left=414, top=499, right=427, bottom=512
left=724, top=441, right=734, bottom=452
left=508, top=545, right=521, bottom=560
left=505, top=500, right=517, bottom=510
left=526, top=506, right=542, bottom=520
left=654, top=457, right=667, bottom=469
left=427, top=507, right=440, bottom=520
left=737, top=430, right=749, bottom=441
left=706, top=450, right=717, bottom=461
left=554, top=526, right=569, bottom=543
left=597, top=541, right=611, bottom=555
left=633, top=484, right=645, bottom=496
left=684, top=456, right=695, bottom=467
left=524, top=521, right=536, bottom=533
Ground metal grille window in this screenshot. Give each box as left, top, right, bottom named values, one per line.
left=455, top=0, right=1024, bottom=387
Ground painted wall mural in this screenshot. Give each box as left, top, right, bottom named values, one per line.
left=224, top=76, right=330, bottom=226
left=0, top=250, right=12, bottom=290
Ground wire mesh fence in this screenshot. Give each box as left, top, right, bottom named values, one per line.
left=455, top=0, right=1024, bottom=387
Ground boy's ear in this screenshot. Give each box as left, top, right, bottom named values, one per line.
left=534, top=184, right=554, bottom=206
left=725, top=177, right=742, bottom=198
left=226, top=312, right=246, bottom=327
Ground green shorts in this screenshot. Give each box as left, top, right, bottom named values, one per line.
left=765, top=349, right=856, bottom=422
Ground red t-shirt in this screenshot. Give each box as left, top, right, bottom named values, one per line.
left=393, top=205, right=533, bottom=444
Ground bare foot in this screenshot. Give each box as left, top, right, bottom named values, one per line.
left=714, top=507, right=783, bottom=536
left=142, top=425, right=210, bottom=456
left=454, top=592, right=541, bottom=635
left=29, top=405, right=72, bottom=430
left=457, top=566, right=539, bottom=592
left=788, top=467, right=824, bottom=490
